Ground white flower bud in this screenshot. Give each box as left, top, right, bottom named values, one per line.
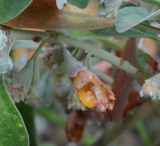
left=0, top=51, right=13, bottom=73
left=140, top=73, right=160, bottom=100
left=0, top=29, right=7, bottom=51
left=56, top=0, right=67, bottom=9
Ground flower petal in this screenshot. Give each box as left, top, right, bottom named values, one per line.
left=71, top=70, right=95, bottom=89
left=76, top=84, right=97, bottom=108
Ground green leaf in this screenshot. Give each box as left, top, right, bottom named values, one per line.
left=68, top=0, right=89, bottom=9
left=92, top=27, right=160, bottom=42
left=0, top=0, right=32, bottom=23
left=116, top=7, right=149, bottom=33
left=147, top=9, right=160, bottom=21
left=141, top=0, right=160, bottom=6
left=0, top=75, right=29, bottom=146
left=136, top=121, right=152, bottom=146
left=116, top=7, right=160, bottom=33
left=68, top=30, right=95, bottom=38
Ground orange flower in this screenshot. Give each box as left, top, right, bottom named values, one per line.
left=70, top=70, right=115, bottom=112
left=63, top=48, right=115, bottom=112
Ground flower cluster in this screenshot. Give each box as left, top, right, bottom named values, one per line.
left=63, top=48, right=115, bottom=112
left=98, top=0, right=122, bottom=19
left=140, top=73, right=160, bottom=100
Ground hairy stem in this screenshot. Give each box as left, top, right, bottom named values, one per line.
left=8, top=28, right=145, bottom=84
left=31, top=41, right=46, bottom=60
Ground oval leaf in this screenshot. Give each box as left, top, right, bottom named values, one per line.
left=116, top=6, right=160, bottom=33
left=3, top=0, right=114, bottom=30
left=116, top=7, right=149, bottom=33
left=0, top=0, right=32, bottom=23
left=0, top=75, right=29, bottom=146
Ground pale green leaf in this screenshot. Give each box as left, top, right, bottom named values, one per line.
left=0, top=75, right=29, bottom=146
left=116, top=7, right=160, bottom=33
left=116, top=7, right=149, bottom=33
left=92, top=27, right=160, bottom=42
left=0, top=0, right=32, bottom=23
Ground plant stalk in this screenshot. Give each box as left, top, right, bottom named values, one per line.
left=8, top=28, right=145, bottom=84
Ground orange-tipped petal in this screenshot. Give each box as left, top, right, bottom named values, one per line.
left=76, top=85, right=97, bottom=108
left=71, top=70, right=95, bottom=89
left=91, top=78, right=115, bottom=112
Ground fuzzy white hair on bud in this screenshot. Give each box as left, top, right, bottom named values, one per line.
left=0, top=51, right=13, bottom=73
left=63, top=48, right=86, bottom=77
left=0, top=29, right=7, bottom=51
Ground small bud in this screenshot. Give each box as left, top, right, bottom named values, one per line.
left=63, top=48, right=86, bottom=77
left=0, top=29, right=7, bottom=51
left=0, top=51, right=13, bottom=73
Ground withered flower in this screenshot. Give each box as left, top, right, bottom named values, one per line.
left=63, top=48, right=115, bottom=112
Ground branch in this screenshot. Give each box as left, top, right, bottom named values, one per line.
left=6, top=27, right=145, bottom=84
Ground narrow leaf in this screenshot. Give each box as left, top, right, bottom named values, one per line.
left=92, top=27, right=160, bottom=42
left=141, top=0, right=160, bottom=6
left=3, top=0, right=114, bottom=30
left=0, top=75, right=29, bottom=146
